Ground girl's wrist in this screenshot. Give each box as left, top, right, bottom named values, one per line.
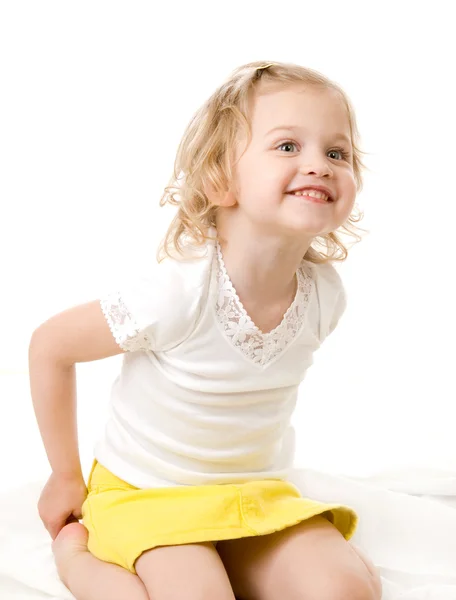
left=52, top=468, right=84, bottom=482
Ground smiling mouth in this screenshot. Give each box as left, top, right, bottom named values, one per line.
left=286, top=192, right=334, bottom=204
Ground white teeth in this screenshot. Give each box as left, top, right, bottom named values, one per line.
left=292, top=189, right=329, bottom=201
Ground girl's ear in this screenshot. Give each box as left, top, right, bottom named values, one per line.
left=204, top=181, right=237, bottom=208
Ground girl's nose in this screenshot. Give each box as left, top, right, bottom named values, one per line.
left=299, top=157, right=333, bottom=178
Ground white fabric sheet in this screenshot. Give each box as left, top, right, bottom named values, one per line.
left=1, top=468, right=455, bottom=600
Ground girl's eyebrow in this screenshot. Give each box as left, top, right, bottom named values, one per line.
left=265, top=125, right=351, bottom=145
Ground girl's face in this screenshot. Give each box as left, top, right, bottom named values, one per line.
left=226, top=84, right=357, bottom=238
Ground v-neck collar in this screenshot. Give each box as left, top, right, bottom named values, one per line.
left=214, top=239, right=314, bottom=367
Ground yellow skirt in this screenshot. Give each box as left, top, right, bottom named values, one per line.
left=82, top=460, right=358, bottom=574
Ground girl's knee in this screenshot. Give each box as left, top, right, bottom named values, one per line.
left=349, top=543, right=383, bottom=600
left=300, top=570, right=381, bottom=600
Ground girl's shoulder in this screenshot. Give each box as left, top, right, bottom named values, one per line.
left=154, top=237, right=216, bottom=290
left=305, top=259, right=344, bottom=294
left=101, top=237, right=215, bottom=353
left=303, top=259, right=346, bottom=342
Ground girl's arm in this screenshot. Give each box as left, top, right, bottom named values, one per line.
left=28, top=300, right=125, bottom=478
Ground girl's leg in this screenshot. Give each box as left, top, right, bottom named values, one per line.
left=216, top=515, right=382, bottom=600
left=52, top=523, right=148, bottom=600
left=135, top=541, right=236, bottom=600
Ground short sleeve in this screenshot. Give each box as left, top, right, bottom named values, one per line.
left=313, top=261, right=347, bottom=343
left=100, top=247, right=213, bottom=353
left=327, top=282, right=347, bottom=337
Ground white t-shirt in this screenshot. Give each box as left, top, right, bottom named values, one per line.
left=96, top=232, right=346, bottom=488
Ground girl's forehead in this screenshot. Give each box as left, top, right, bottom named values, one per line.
left=253, top=85, right=344, bottom=119
left=250, top=85, right=350, bottom=137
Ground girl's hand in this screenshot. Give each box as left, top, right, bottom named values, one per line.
left=38, top=472, right=88, bottom=540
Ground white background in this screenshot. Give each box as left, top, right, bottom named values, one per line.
left=1, top=1, right=455, bottom=492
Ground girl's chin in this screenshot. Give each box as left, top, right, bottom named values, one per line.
left=282, top=219, right=335, bottom=235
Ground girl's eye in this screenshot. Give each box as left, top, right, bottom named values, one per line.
left=277, top=141, right=297, bottom=153
left=328, top=148, right=351, bottom=161
left=276, top=141, right=351, bottom=161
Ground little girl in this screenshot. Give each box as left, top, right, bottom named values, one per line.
left=29, top=61, right=382, bottom=600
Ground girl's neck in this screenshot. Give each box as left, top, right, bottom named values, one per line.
left=215, top=221, right=312, bottom=307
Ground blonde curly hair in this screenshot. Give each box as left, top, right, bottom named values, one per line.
left=158, top=60, right=369, bottom=264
